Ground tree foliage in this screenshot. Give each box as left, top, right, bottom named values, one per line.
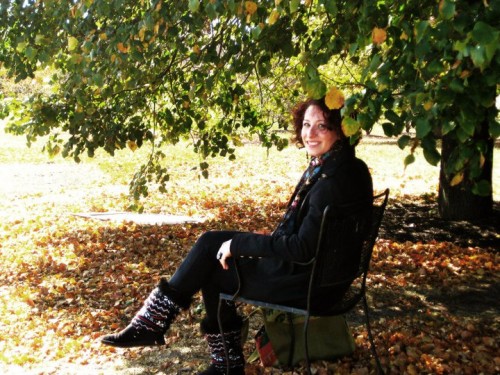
left=1, top=0, right=498, bottom=207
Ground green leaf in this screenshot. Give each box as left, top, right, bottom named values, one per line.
left=439, top=0, right=455, bottom=20
left=385, top=110, right=401, bottom=125
left=194, top=0, right=206, bottom=13
left=290, top=0, right=300, bottom=13
left=456, top=127, right=470, bottom=143
left=415, top=21, right=429, bottom=43
left=470, top=45, right=486, bottom=70
left=415, top=39, right=431, bottom=57
left=426, top=60, right=444, bottom=75
left=442, top=121, right=456, bottom=136
left=404, top=153, right=415, bottom=168
left=415, top=93, right=427, bottom=106
left=302, top=77, right=326, bottom=99
left=322, top=0, right=338, bottom=15
left=449, top=79, right=464, bottom=93
left=357, top=112, right=374, bottom=129
left=368, top=54, right=381, bottom=72
left=205, top=2, right=217, bottom=19
left=24, top=46, right=37, bottom=62
left=472, top=180, right=491, bottom=196
left=382, top=122, right=394, bottom=136
left=485, top=40, right=499, bottom=62
left=459, top=115, right=475, bottom=136
left=251, top=25, right=262, bottom=40
left=416, top=117, right=431, bottom=138
left=397, top=135, right=411, bottom=150
left=453, top=40, right=469, bottom=58
left=16, top=41, right=27, bottom=53
left=423, top=146, right=440, bottom=166
left=471, top=22, right=498, bottom=45
left=489, top=120, right=500, bottom=138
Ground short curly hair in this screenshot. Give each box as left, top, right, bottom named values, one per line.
left=290, top=97, right=344, bottom=147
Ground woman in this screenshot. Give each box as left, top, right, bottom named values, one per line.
left=101, top=97, right=373, bottom=374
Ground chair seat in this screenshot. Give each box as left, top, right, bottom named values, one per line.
left=219, top=293, right=309, bottom=316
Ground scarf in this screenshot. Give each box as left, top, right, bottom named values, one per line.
left=274, top=141, right=345, bottom=237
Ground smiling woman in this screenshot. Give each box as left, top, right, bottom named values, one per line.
left=100, top=95, right=373, bottom=375
left=300, top=103, right=340, bottom=157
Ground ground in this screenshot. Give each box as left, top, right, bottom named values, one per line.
left=0, top=135, right=498, bottom=374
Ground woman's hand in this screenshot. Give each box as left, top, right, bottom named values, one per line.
left=217, top=240, right=232, bottom=270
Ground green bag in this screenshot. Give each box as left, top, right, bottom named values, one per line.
left=254, top=308, right=355, bottom=367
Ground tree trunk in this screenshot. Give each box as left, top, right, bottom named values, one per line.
left=438, top=124, right=493, bottom=220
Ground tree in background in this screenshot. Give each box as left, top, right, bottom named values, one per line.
left=1, top=0, right=498, bottom=219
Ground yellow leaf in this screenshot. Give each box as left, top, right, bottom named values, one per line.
left=99, top=32, right=107, bottom=41
left=450, top=172, right=464, bottom=186
left=372, top=27, right=387, bottom=45
left=325, top=87, right=345, bottom=110
left=400, top=31, right=408, bottom=40
left=423, top=101, right=433, bottom=111
left=480, top=153, right=485, bottom=168
left=268, top=10, right=280, bottom=25
left=245, top=1, right=258, bottom=15
left=192, top=44, right=201, bottom=55
left=127, top=140, right=138, bottom=152
left=117, top=42, right=129, bottom=53
left=68, top=36, right=79, bottom=51
left=138, top=27, right=146, bottom=41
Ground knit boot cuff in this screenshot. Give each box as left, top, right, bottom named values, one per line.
left=200, top=315, right=243, bottom=335
left=157, top=277, right=192, bottom=310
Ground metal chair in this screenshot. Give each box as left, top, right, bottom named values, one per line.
left=218, top=189, right=389, bottom=375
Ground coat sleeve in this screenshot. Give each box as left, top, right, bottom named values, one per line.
left=230, top=180, right=331, bottom=263
left=229, top=157, right=373, bottom=263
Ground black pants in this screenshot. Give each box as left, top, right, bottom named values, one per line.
left=169, top=231, right=241, bottom=328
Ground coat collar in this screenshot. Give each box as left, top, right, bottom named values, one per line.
left=319, top=142, right=355, bottom=179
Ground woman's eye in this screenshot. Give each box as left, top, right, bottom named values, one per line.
left=303, top=122, right=310, bottom=128
left=318, top=124, right=327, bottom=131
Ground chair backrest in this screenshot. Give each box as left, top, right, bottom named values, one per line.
left=307, top=189, right=389, bottom=315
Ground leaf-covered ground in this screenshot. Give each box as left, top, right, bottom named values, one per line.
left=0, top=132, right=498, bottom=374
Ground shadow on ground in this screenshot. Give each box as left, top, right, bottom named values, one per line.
left=380, top=198, right=499, bottom=249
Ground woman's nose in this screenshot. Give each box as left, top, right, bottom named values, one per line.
left=307, top=125, right=318, bottom=136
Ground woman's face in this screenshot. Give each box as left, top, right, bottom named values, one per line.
left=301, top=105, right=339, bottom=157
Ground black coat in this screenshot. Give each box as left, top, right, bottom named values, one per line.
left=230, top=144, right=373, bottom=307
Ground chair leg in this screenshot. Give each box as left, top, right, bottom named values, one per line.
left=362, top=294, right=385, bottom=375
left=286, top=313, right=295, bottom=367
left=217, top=298, right=230, bottom=375
left=303, top=315, right=312, bottom=375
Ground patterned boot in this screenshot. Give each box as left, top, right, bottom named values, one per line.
left=198, top=318, right=245, bottom=375
left=101, top=278, right=190, bottom=348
